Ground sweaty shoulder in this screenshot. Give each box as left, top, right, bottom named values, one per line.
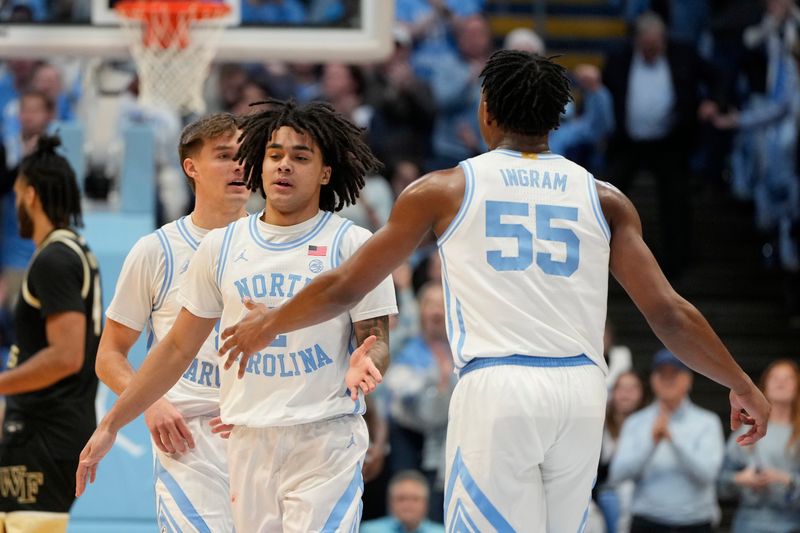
left=399, top=165, right=466, bottom=237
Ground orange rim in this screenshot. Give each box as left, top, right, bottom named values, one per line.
left=115, top=1, right=231, bottom=20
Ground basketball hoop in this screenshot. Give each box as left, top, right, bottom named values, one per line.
left=115, top=0, right=230, bottom=114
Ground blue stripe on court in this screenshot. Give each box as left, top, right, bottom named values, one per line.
left=321, top=464, right=363, bottom=532
left=444, top=448, right=514, bottom=532
left=155, top=458, right=212, bottom=533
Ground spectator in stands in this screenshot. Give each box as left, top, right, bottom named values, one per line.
left=240, top=0, right=307, bottom=25
left=383, top=282, right=453, bottom=522
left=1, top=91, right=51, bottom=312
left=596, top=371, right=646, bottom=533
left=0, top=59, right=40, bottom=137
left=367, top=27, right=436, bottom=169
left=609, top=349, right=725, bottom=533
left=708, top=0, right=800, bottom=272
left=320, top=63, right=372, bottom=129
left=424, top=14, right=492, bottom=169
left=603, top=12, right=711, bottom=278
left=503, top=28, right=614, bottom=172
left=397, top=0, right=483, bottom=77
left=604, top=320, right=633, bottom=390
left=361, top=470, right=445, bottom=533
left=389, top=160, right=423, bottom=199
left=719, top=359, right=800, bottom=533
left=624, top=0, right=711, bottom=47
left=30, top=62, right=77, bottom=121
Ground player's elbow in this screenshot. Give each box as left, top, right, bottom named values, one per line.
left=647, top=292, right=696, bottom=336
left=61, top=348, right=85, bottom=376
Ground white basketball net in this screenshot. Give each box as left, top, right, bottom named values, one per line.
left=115, top=2, right=229, bottom=114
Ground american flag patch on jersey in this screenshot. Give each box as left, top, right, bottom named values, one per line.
left=308, top=245, right=327, bottom=256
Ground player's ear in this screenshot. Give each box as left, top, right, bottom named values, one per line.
left=321, top=166, right=331, bottom=185
left=183, top=158, right=198, bottom=179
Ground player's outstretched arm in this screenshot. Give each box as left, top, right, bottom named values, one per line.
left=76, top=308, right=216, bottom=496
left=219, top=168, right=462, bottom=376
left=97, top=319, right=196, bottom=454
left=598, top=181, right=770, bottom=445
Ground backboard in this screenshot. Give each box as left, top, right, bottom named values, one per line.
left=0, top=0, right=393, bottom=62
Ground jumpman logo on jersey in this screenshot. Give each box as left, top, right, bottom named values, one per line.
left=233, top=249, right=248, bottom=263
left=179, top=260, right=190, bottom=274
left=346, top=433, right=356, bottom=449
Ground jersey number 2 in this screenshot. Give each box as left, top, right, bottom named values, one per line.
left=485, top=201, right=579, bottom=276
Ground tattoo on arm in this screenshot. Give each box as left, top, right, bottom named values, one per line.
left=354, top=316, right=390, bottom=374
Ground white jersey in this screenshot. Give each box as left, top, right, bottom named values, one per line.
left=107, top=216, right=222, bottom=418
left=179, top=210, right=397, bottom=428
left=438, top=149, right=610, bottom=372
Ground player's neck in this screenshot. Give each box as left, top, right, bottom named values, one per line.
left=31, top=216, right=56, bottom=247
left=262, top=203, right=320, bottom=227
left=494, top=134, right=550, bottom=154
left=191, top=201, right=247, bottom=230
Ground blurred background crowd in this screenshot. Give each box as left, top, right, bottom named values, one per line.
left=2, top=0, right=800, bottom=531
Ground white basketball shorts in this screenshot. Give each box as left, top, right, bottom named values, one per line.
left=445, top=359, right=606, bottom=533
left=227, top=414, right=368, bottom=533
left=153, top=415, right=232, bottom=533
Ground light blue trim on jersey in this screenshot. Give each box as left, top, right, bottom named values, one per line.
left=455, top=298, right=467, bottom=361
left=216, top=222, right=237, bottom=286
left=153, top=229, right=174, bottom=312
left=157, top=495, right=181, bottom=533
left=586, top=173, right=611, bottom=241
left=146, top=317, right=157, bottom=350
left=330, top=219, right=354, bottom=269
left=437, top=160, right=476, bottom=247
left=321, top=464, right=363, bottom=532
left=438, top=248, right=468, bottom=366
left=155, top=458, right=212, bottom=533
left=493, top=148, right=564, bottom=160
left=248, top=211, right=332, bottom=251
left=176, top=216, right=200, bottom=250
left=460, top=354, right=595, bottom=377
left=444, top=448, right=514, bottom=532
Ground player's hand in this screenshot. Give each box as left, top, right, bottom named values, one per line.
left=730, top=384, right=770, bottom=446
left=759, top=468, right=792, bottom=487
left=219, top=298, right=276, bottom=379
left=144, top=398, right=195, bottom=454
left=75, top=424, right=117, bottom=497
left=362, top=442, right=386, bottom=483
left=209, top=416, right=234, bottom=439
left=345, top=335, right=382, bottom=401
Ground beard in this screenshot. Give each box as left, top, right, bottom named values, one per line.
left=17, top=203, right=34, bottom=239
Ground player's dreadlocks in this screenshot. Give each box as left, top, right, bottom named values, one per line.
left=236, top=99, right=381, bottom=212
left=18, top=134, right=83, bottom=228
left=480, top=50, right=573, bottom=137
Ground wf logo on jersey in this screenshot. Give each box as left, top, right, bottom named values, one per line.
left=0, top=465, right=44, bottom=504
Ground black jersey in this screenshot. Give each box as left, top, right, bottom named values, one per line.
left=7, top=228, right=102, bottom=459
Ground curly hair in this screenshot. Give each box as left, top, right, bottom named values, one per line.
left=236, top=99, right=382, bottom=212
left=480, top=50, right=573, bottom=137
left=18, top=134, right=82, bottom=228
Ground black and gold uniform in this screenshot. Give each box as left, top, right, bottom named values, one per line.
left=1, top=228, right=101, bottom=513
